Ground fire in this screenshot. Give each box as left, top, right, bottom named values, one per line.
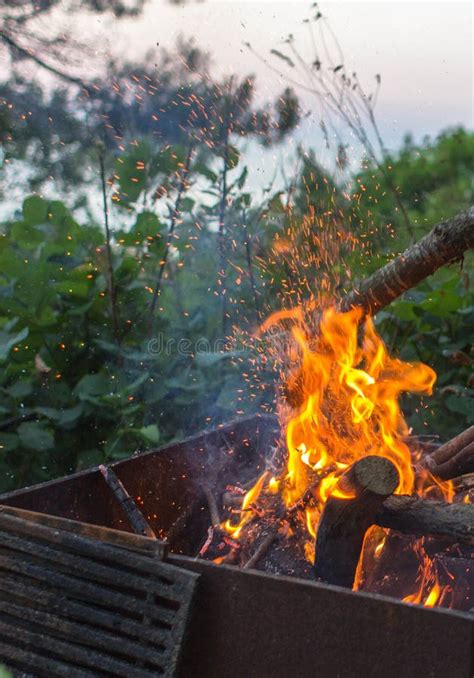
left=224, top=471, right=267, bottom=539
left=223, top=305, right=452, bottom=604
left=281, top=307, right=436, bottom=509
left=423, top=579, right=442, bottom=607
left=403, top=576, right=451, bottom=607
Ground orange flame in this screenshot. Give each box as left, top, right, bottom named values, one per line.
left=403, top=568, right=450, bottom=609
left=224, top=305, right=452, bottom=595
left=224, top=471, right=267, bottom=539
left=423, top=579, right=442, bottom=607
left=282, top=307, right=436, bottom=509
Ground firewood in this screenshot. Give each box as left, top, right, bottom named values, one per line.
left=99, top=465, right=156, bottom=539
left=313, top=456, right=399, bottom=588
left=451, top=472, right=474, bottom=494
left=375, top=495, right=474, bottom=544
left=423, top=426, right=474, bottom=479
left=242, top=465, right=337, bottom=570
left=432, top=442, right=474, bottom=480
left=203, top=484, right=221, bottom=529
left=428, top=426, right=474, bottom=465
left=341, top=207, right=474, bottom=315
left=244, top=530, right=281, bottom=569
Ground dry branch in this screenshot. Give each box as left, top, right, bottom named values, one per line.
left=244, top=530, right=280, bottom=570
left=203, top=485, right=221, bottom=529
left=313, top=456, right=399, bottom=588
left=99, top=465, right=156, bottom=539
left=341, top=207, right=474, bottom=315
left=423, top=426, right=474, bottom=479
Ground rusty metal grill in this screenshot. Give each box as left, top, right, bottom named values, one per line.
left=0, top=417, right=472, bottom=678
left=0, top=507, right=198, bottom=677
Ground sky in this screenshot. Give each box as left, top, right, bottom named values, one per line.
left=90, top=0, right=473, bottom=148
left=4, top=1, right=473, bottom=199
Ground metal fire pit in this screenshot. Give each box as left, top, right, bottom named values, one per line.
left=1, top=414, right=473, bottom=678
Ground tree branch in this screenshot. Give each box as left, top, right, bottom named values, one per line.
left=149, top=144, right=194, bottom=324
left=99, top=152, right=121, bottom=347
left=0, top=30, right=91, bottom=93
left=341, top=207, right=474, bottom=315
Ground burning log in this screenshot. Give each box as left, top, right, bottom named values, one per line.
left=422, top=426, right=474, bottom=480
left=313, top=456, right=399, bottom=588
left=376, top=495, right=474, bottom=544
left=286, top=211, right=473, bottom=409
left=341, top=207, right=474, bottom=315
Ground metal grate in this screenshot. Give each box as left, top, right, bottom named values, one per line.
left=0, top=507, right=198, bottom=677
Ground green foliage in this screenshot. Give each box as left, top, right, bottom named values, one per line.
left=0, top=127, right=472, bottom=494
left=356, top=128, right=474, bottom=438
left=352, top=127, right=474, bottom=253
left=0, top=145, right=273, bottom=490
left=376, top=264, right=474, bottom=438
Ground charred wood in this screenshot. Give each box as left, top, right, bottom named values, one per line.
left=452, top=472, right=474, bottom=494
left=99, top=465, right=156, bottom=539
left=242, top=465, right=337, bottom=570
left=203, top=484, right=222, bottom=529
left=376, top=495, right=474, bottom=544
left=244, top=530, right=281, bottom=569
left=313, top=456, right=399, bottom=588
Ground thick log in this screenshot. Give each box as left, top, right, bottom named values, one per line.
left=313, top=456, right=399, bottom=588
left=376, top=495, right=474, bottom=543
left=341, top=207, right=474, bottom=315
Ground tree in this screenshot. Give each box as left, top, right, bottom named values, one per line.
left=0, top=1, right=147, bottom=88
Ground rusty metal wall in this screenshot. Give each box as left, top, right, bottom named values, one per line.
left=0, top=415, right=278, bottom=545
left=173, top=555, right=474, bottom=678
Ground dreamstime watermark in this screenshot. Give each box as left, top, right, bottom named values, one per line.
left=147, top=334, right=236, bottom=357
left=146, top=328, right=294, bottom=358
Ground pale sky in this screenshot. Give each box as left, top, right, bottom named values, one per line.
left=87, top=0, right=474, bottom=147
left=4, top=1, right=472, bottom=199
